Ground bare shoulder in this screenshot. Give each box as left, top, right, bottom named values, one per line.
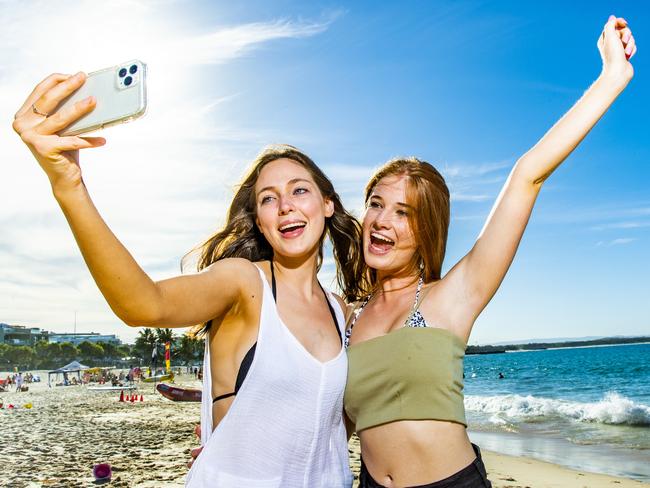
left=200, top=258, right=264, bottom=308
left=204, top=258, right=264, bottom=324
left=203, top=258, right=260, bottom=284
left=150, top=258, right=262, bottom=329
left=419, top=263, right=476, bottom=339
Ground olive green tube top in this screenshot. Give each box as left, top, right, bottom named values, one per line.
left=344, top=327, right=466, bottom=432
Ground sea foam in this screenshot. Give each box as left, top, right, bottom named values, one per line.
left=465, top=392, right=650, bottom=426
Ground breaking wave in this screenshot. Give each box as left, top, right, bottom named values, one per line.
left=465, top=392, right=650, bottom=426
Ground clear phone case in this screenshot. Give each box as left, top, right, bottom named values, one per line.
left=58, top=60, right=147, bottom=136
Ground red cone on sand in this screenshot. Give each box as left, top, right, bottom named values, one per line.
left=140, top=394, right=144, bottom=402
left=119, top=390, right=124, bottom=402
left=130, top=394, right=135, bottom=403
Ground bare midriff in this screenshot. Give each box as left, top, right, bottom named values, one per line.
left=359, top=419, right=476, bottom=487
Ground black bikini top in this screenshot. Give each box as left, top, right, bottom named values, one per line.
left=212, top=261, right=342, bottom=404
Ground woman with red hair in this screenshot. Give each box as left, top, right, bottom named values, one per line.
left=345, top=15, right=636, bottom=488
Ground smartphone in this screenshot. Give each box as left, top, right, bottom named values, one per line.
left=57, top=59, right=147, bottom=136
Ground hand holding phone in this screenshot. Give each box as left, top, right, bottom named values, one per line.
left=57, top=59, right=147, bottom=136
left=12, top=60, right=147, bottom=193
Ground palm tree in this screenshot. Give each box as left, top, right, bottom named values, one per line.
left=155, top=328, right=176, bottom=345
left=177, top=333, right=203, bottom=365
left=134, top=328, right=158, bottom=361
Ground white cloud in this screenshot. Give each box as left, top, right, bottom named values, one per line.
left=450, top=192, right=492, bottom=202
left=539, top=203, right=650, bottom=225
left=163, top=19, right=333, bottom=66
left=590, top=221, right=650, bottom=231
left=442, top=159, right=512, bottom=179
left=595, top=238, right=636, bottom=247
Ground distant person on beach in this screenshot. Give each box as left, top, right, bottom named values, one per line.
left=15, top=373, right=23, bottom=392
left=343, top=16, right=636, bottom=488
left=13, top=75, right=363, bottom=487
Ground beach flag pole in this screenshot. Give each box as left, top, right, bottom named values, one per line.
left=165, top=341, right=171, bottom=383
left=151, top=343, right=158, bottom=392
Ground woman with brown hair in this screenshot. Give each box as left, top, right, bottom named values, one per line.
left=12, top=68, right=362, bottom=484
left=344, top=16, right=636, bottom=488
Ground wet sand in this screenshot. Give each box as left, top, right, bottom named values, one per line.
left=1, top=371, right=648, bottom=487
left=481, top=449, right=650, bottom=488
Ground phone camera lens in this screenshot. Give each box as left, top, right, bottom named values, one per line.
left=119, top=68, right=127, bottom=78
left=129, top=64, right=138, bottom=74
left=124, top=76, right=133, bottom=86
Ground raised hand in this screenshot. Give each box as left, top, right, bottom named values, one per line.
left=455, top=14, right=637, bottom=335
left=12, top=72, right=106, bottom=193
left=598, top=15, right=636, bottom=83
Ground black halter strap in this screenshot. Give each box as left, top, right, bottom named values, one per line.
left=271, top=257, right=277, bottom=300
left=213, top=260, right=340, bottom=404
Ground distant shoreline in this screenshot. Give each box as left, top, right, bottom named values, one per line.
left=466, top=336, right=650, bottom=355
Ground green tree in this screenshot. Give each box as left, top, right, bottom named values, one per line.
left=177, top=333, right=203, bottom=365
left=78, top=341, right=104, bottom=364
left=133, top=328, right=157, bottom=361
left=98, top=341, right=120, bottom=360
left=34, top=340, right=57, bottom=368
left=59, top=342, right=79, bottom=363
left=155, top=328, right=176, bottom=345
left=4, top=346, right=35, bottom=370
left=0, top=344, right=11, bottom=370
left=44, top=342, right=63, bottom=366
left=117, top=344, right=132, bottom=358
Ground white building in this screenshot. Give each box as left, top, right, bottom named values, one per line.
left=48, top=333, right=122, bottom=345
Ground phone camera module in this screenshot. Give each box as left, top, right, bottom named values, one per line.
left=124, top=76, right=133, bottom=86
left=119, top=68, right=127, bottom=78
left=129, top=64, right=138, bottom=75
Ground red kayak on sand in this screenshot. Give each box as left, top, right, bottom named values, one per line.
left=156, top=383, right=202, bottom=402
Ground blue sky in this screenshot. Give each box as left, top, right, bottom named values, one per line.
left=1, top=0, right=648, bottom=344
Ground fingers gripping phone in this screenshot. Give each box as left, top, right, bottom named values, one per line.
left=57, top=60, right=147, bottom=136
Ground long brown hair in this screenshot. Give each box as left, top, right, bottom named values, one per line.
left=184, top=144, right=366, bottom=336
left=363, top=157, right=450, bottom=291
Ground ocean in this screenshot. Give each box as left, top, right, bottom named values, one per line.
left=464, top=343, right=650, bottom=481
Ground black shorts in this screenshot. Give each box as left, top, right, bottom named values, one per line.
left=359, top=443, right=492, bottom=488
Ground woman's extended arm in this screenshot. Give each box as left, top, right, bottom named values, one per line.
left=13, top=73, right=251, bottom=328
left=443, top=16, right=636, bottom=333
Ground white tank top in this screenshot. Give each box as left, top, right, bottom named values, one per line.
left=186, top=266, right=353, bottom=488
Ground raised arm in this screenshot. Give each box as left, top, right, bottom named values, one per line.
left=446, top=16, right=636, bottom=332
left=12, top=73, right=250, bottom=328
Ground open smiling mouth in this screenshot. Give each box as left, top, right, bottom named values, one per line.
left=369, top=232, right=395, bottom=253
left=278, top=221, right=306, bottom=238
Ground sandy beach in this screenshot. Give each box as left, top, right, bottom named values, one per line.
left=1, top=370, right=197, bottom=487
left=1, top=370, right=648, bottom=488
left=481, top=449, right=649, bottom=488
